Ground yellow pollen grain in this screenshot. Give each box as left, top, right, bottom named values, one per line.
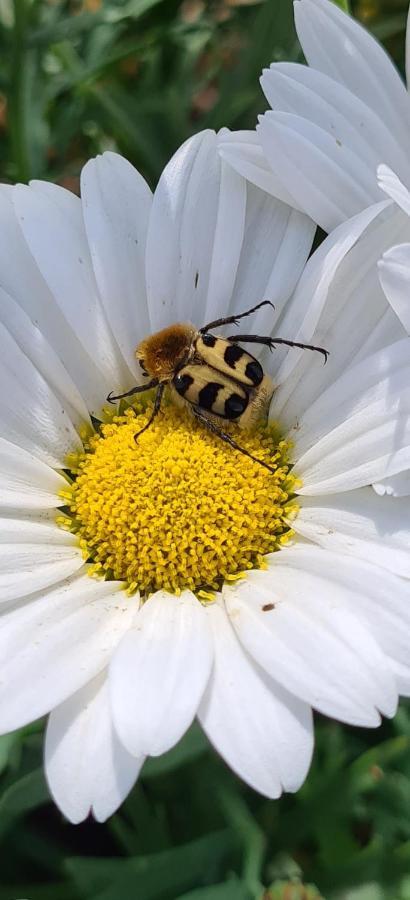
left=61, top=401, right=298, bottom=597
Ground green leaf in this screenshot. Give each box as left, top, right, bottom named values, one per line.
left=371, top=14, right=407, bottom=42
left=0, top=768, right=49, bottom=839
left=331, top=0, right=350, bottom=10
left=29, top=0, right=167, bottom=46
left=350, top=735, right=410, bottom=791
left=66, top=830, right=235, bottom=900
left=177, top=877, right=251, bottom=900
left=0, top=882, right=76, bottom=900
left=0, top=733, right=21, bottom=775
left=331, top=885, right=385, bottom=900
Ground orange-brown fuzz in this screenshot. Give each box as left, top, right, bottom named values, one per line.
left=60, top=400, right=298, bottom=598
left=137, top=323, right=196, bottom=380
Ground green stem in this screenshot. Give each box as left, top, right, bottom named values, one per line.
left=11, top=0, right=30, bottom=182
left=218, top=785, right=266, bottom=898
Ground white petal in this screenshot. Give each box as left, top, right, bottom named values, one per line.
left=198, top=602, right=313, bottom=798
left=379, top=241, right=410, bottom=333
left=293, top=338, right=410, bottom=494
left=268, top=543, right=410, bottom=700
left=81, top=152, right=152, bottom=373
left=294, top=0, right=410, bottom=151
left=146, top=130, right=246, bottom=330
left=295, top=489, right=410, bottom=578
left=271, top=201, right=408, bottom=427
left=225, top=547, right=398, bottom=725
left=0, top=286, right=90, bottom=427
left=229, top=182, right=315, bottom=334
left=0, top=321, right=82, bottom=466
left=0, top=543, right=83, bottom=604
left=0, top=439, right=66, bottom=509
left=268, top=200, right=393, bottom=395
left=373, top=471, right=410, bottom=497
left=0, top=192, right=104, bottom=414
left=110, top=590, right=213, bottom=758
left=261, top=64, right=410, bottom=190
left=0, top=572, right=136, bottom=732
left=258, top=111, right=379, bottom=232
left=13, top=182, right=129, bottom=395
left=298, top=416, right=410, bottom=495
left=45, top=672, right=143, bottom=824
left=202, top=157, right=246, bottom=325
left=377, top=164, right=410, bottom=216
left=0, top=515, right=76, bottom=545
left=218, top=129, right=303, bottom=209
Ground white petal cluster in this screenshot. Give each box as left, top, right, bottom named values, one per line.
left=223, top=0, right=410, bottom=498
left=221, top=0, right=410, bottom=232
left=0, top=102, right=409, bottom=822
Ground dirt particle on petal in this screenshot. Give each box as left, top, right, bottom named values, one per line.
left=262, top=602, right=275, bottom=612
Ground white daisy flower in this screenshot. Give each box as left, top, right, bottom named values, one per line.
left=219, top=0, right=410, bottom=234
left=1, top=130, right=410, bottom=824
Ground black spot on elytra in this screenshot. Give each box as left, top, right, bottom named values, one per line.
left=201, top=333, right=216, bottom=347
left=198, top=382, right=222, bottom=410
left=224, top=393, right=247, bottom=419
left=224, top=344, right=244, bottom=368
left=245, top=359, right=263, bottom=386
left=174, top=372, right=194, bottom=396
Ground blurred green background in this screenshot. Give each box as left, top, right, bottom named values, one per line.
left=1, top=0, right=410, bottom=898
left=1, top=0, right=408, bottom=189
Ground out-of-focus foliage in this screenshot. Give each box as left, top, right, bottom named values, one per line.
left=1, top=0, right=410, bottom=898
left=0, top=0, right=301, bottom=187
left=2, top=707, right=410, bottom=899
left=0, top=0, right=407, bottom=190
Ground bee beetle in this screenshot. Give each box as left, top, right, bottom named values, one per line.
left=107, top=301, right=328, bottom=473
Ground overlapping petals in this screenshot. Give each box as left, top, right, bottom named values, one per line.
left=45, top=673, right=144, bottom=824
left=0, top=130, right=408, bottom=825
left=222, top=0, right=410, bottom=233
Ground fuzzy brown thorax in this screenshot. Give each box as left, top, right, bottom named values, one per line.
left=136, top=323, right=196, bottom=381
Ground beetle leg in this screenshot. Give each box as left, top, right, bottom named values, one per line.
left=107, top=378, right=159, bottom=404
left=191, top=407, right=277, bottom=474
left=200, top=300, right=274, bottom=334
left=134, top=382, right=165, bottom=442
left=227, top=334, right=329, bottom=363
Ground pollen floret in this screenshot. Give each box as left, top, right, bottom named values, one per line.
left=62, top=401, right=297, bottom=597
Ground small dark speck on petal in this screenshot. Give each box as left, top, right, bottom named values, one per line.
left=78, top=257, right=83, bottom=264
left=194, top=271, right=199, bottom=289
left=262, top=603, right=275, bottom=612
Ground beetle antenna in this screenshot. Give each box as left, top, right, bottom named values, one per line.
left=200, top=300, right=275, bottom=334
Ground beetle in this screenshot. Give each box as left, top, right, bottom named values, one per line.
left=107, top=300, right=328, bottom=473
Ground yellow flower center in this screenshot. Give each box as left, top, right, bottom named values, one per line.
left=59, top=399, right=298, bottom=598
